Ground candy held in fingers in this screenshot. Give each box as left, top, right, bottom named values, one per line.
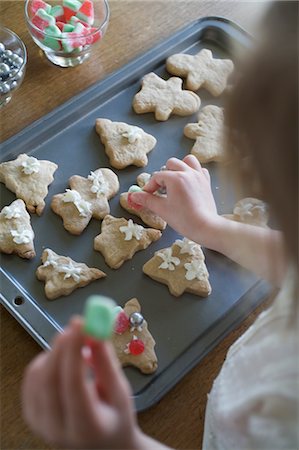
left=128, top=192, right=143, bottom=211
left=84, top=295, right=118, bottom=340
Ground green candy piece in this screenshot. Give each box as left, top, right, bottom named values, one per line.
left=43, top=25, right=61, bottom=51
left=128, top=185, right=143, bottom=193
left=63, top=23, right=75, bottom=32
left=84, top=295, right=118, bottom=340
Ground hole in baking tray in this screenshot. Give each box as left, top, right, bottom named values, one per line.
left=13, top=296, right=25, bottom=306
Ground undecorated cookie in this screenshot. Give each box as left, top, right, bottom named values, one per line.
left=36, top=248, right=106, bottom=300
left=166, top=48, right=234, bottom=96
left=94, top=215, right=162, bottom=269
left=112, top=298, right=158, bottom=374
left=222, top=198, right=269, bottom=228
left=0, top=154, right=58, bottom=215
left=51, top=168, right=119, bottom=235
left=95, top=119, right=156, bottom=169
left=132, top=72, right=201, bottom=121
left=0, top=199, right=35, bottom=259
left=143, top=238, right=211, bottom=297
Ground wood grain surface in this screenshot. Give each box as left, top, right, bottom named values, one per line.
left=1, top=1, right=271, bottom=449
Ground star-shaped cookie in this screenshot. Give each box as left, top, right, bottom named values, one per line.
left=222, top=197, right=269, bottom=228
left=0, top=199, right=35, bottom=259
left=0, top=154, right=58, bottom=215
left=36, top=249, right=106, bottom=300
left=132, top=72, right=201, bottom=121
left=143, top=238, right=211, bottom=297
left=112, top=298, right=158, bottom=374
left=51, top=168, right=119, bottom=235
left=94, top=215, right=162, bottom=269
left=184, top=105, right=226, bottom=163
left=95, top=119, right=157, bottom=169
left=166, top=48, right=234, bottom=96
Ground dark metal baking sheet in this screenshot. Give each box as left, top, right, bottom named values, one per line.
left=0, top=17, right=270, bottom=411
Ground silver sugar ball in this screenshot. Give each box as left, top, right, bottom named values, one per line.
left=10, top=81, right=18, bottom=90
left=0, top=43, right=5, bottom=53
left=1, top=82, right=11, bottom=94
left=13, top=70, right=23, bottom=81
left=13, top=55, right=23, bottom=67
left=4, top=49, right=13, bottom=57
left=129, top=312, right=144, bottom=328
left=0, top=62, right=10, bottom=76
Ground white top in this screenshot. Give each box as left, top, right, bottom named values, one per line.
left=203, top=266, right=299, bottom=450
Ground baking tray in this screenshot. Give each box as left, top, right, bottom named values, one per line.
left=0, top=17, right=270, bottom=411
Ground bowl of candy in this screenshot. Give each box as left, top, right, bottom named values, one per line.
left=25, top=0, right=109, bottom=67
left=0, top=27, right=27, bottom=108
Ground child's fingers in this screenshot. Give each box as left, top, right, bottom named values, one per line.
left=140, top=170, right=176, bottom=194
left=182, top=154, right=202, bottom=171
left=166, top=157, right=188, bottom=171
left=129, top=191, right=167, bottom=216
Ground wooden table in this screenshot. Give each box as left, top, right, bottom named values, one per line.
left=1, top=2, right=271, bottom=449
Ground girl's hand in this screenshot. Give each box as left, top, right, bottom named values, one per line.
left=22, top=318, right=141, bottom=449
left=130, top=155, right=220, bottom=247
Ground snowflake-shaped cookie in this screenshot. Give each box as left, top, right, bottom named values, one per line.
left=95, top=119, right=157, bottom=169
left=222, top=197, right=269, bottom=228
left=0, top=154, right=58, bottom=215
left=133, top=72, right=201, bottom=121
left=36, top=249, right=106, bottom=300
left=143, top=239, right=211, bottom=297
left=51, top=168, right=119, bottom=235
left=94, top=215, right=161, bottom=269
left=0, top=199, right=35, bottom=259
left=184, top=105, right=226, bottom=163
left=166, top=48, right=234, bottom=96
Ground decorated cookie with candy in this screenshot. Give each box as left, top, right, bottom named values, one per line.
left=133, top=72, right=201, bottom=121
left=0, top=154, right=57, bottom=215
left=222, top=197, right=269, bottom=228
left=51, top=168, right=119, bottom=235
left=143, top=238, right=211, bottom=297
left=184, top=105, right=227, bottom=163
left=166, top=48, right=234, bottom=96
left=36, top=248, right=106, bottom=300
left=95, top=119, right=157, bottom=169
left=112, top=298, right=158, bottom=374
left=0, top=199, right=35, bottom=259
left=94, top=215, right=161, bottom=269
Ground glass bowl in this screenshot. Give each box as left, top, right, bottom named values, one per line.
left=25, top=0, right=109, bottom=68
left=0, top=26, right=27, bottom=108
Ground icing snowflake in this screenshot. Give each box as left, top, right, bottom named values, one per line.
left=184, top=260, right=205, bottom=281
left=157, top=248, right=180, bottom=271
left=122, top=126, right=143, bottom=144
left=63, top=189, right=92, bottom=217
left=44, top=249, right=59, bottom=268
left=10, top=228, right=33, bottom=245
left=119, top=219, right=144, bottom=241
left=175, top=237, right=198, bottom=255
left=234, top=202, right=266, bottom=221
left=57, top=261, right=82, bottom=282
left=21, top=156, right=40, bottom=175
left=1, top=204, right=22, bottom=219
left=88, top=171, right=108, bottom=197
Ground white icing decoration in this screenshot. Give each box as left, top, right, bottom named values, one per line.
left=184, top=260, right=205, bottom=281
left=63, top=189, right=92, bottom=217
left=44, top=249, right=59, bottom=268
left=234, top=202, right=266, bottom=221
left=157, top=248, right=180, bottom=271
left=1, top=204, right=22, bottom=219
left=57, top=261, right=82, bottom=282
left=119, top=219, right=144, bottom=241
left=21, top=156, right=40, bottom=175
left=122, top=126, right=143, bottom=144
left=10, top=228, right=33, bottom=245
left=175, top=237, right=198, bottom=256
left=88, top=171, right=109, bottom=197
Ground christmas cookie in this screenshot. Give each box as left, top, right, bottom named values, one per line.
left=143, top=238, right=211, bottom=297
left=51, top=168, right=119, bottom=235
left=222, top=198, right=269, bottom=228
left=36, top=249, right=106, bottom=300
left=112, top=298, right=157, bottom=374
left=94, top=215, right=162, bottom=269
left=166, top=48, right=234, bottom=96
left=95, top=119, right=156, bottom=169
left=0, top=154, right=58, bottom=215
left=132, top=72, right=201, bottom=121
left=120, top=172, right=167, bottom=231
left=184, top=105, right=226, bottom=163
left=0, top=199, right=35, bottom=259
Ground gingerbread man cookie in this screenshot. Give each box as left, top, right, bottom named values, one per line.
left=143, top=238, right=211, bottom=297
left=94, top=215, right=162, bottom=269
left=51, top=168, right=119, bottom=235
left=95, top=119, right=157, bottom=169
left=184, top=105, right=226, bottom=163
left=0, top=154, right=58, bottom=215
left=166, top=49, right=234, bottom=96
left=36, top=249, right=106, bottom=300
left=0, top=199, right=35, bottom=259
left=112, top=298, right=158, bottom=374
left=222, top=198, right=269, bottom=228
left=132, top=72, right=201, bottom=121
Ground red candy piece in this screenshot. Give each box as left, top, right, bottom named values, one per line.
left=63, top=6, right=76, bottom=22
left=128, top=192, right=143, bottom=211
left=84, top=27, right=102, bottom=45
left=77, top=0, right=94, bottom=25
left=114, top=311, right=129, bottom=334
left=128, top=338, right=145, bottom=355
left=56, top=21, right=65, bottom=31
left=30, top=0, right=49, bottom=15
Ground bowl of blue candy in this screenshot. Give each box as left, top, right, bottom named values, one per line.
left=0, top=26, right=27, bottom=108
